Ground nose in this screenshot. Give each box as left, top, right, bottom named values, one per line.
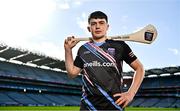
left=96, top=23, right=100, bottom=29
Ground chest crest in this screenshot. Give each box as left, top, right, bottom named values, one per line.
left=107, top=48, right=116, bottom=57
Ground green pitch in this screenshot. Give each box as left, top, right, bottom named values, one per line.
left=0, top=106, right=79, bottom=111
left=0, top=106, right=179, bottom=111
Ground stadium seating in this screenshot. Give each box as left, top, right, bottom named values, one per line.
left=0, top=92, right=18, bottom=106
left=0, top=91, right=81, bottom=106
left=0, top=59, right=179, bottom=107
left=172, top=99, right=180, bottom=108
left=153, top=98, right=176, bottom=108
left=0, top=60, right=82, bottom=106
left=0, top=61, right=82, bottom=85
left=127, top=75, right=180, bottom=108
left=140, top=98, right=160, bottom=107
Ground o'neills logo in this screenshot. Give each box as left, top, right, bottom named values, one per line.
left=84, top=61, right=116, bottom=67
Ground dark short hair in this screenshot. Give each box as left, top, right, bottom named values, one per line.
left=88, top=11, right=108, bottom=24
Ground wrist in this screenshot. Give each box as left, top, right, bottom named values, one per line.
left=128, top=90, right=136, bottom=97
left=65, top=47, right=72, bottom=52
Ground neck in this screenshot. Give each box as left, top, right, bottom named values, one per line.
left=92, top=36, right=107, bottom=42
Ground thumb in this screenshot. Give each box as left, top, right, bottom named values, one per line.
left=71, top=37, right=79, bottom=44
left=113, top=93, right=122, bottom=97
left=75, top=39, right=80, bottom=44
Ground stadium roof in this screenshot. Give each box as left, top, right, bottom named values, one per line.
left=123, top=66, right=180, bottom=77
left=0, top=42, right=179, bottom=77
left=0, top=43, right=65, bottom=71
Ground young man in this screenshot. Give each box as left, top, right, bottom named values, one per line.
left=64, top=11, right=145, bottom=110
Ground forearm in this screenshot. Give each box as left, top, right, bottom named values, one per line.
left=65, top=49, right=77, bottom=78
left=128, top=63, right=145, bottom=95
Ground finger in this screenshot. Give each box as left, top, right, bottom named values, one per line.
left=117, top=98, right=126, bottom=106
left=115, top=97, right=123, bottom=104
left=75, top=39, right=80, bottom=44
left=64, top=39, right=68, bottom=44
left=116, top=96, right=125, bottom=104
left=71, top=37, right=77, bottom=42
left=122, top=101, right=129, bottom=108
left=70, top=37, right=79, bottom=44
left=67, top=37, right=72, bottom=41
left=113, top=93, right=122, bottom=97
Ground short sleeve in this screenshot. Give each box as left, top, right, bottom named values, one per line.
left=74, top=55, right=84, bottom=69
left=122, top=42, right=137, bottom=64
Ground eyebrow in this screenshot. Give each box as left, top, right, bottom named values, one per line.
left=90, top=20, right=106, bottom=24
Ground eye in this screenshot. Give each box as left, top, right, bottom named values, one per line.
left=99, top=21, right=105, bottom=25
left=90, top=22, right=96, bottom=26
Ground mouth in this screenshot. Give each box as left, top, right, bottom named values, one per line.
left=95, top=31, right=102, bottom=34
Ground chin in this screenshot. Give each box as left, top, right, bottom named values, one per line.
left=93, top=35, right=105, bottom=39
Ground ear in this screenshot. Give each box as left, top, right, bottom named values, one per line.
left=107, top=24, right=109, bottom=30
left=87, top=26, right=91, bottom=32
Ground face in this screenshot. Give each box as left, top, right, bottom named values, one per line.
left=88, top=18, right=109, bottom=40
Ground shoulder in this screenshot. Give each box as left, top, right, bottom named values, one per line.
left=106, top=39, right=129, bottom=47
left=77, top=42, right=89, bottom=54
left=78, top=42, right=89, bottom=50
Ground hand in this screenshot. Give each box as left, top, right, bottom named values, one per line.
left=113, top=91, right=135, bottom=108
left=64, top=36, right=79, bottom=50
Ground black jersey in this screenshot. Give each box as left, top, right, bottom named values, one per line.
left=74, top=39, right=137, bottom=110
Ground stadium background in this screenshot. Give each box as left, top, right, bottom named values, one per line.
left=0, top=0, right=179, bottom=110
left=0, top=43, right=179, bottom=110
